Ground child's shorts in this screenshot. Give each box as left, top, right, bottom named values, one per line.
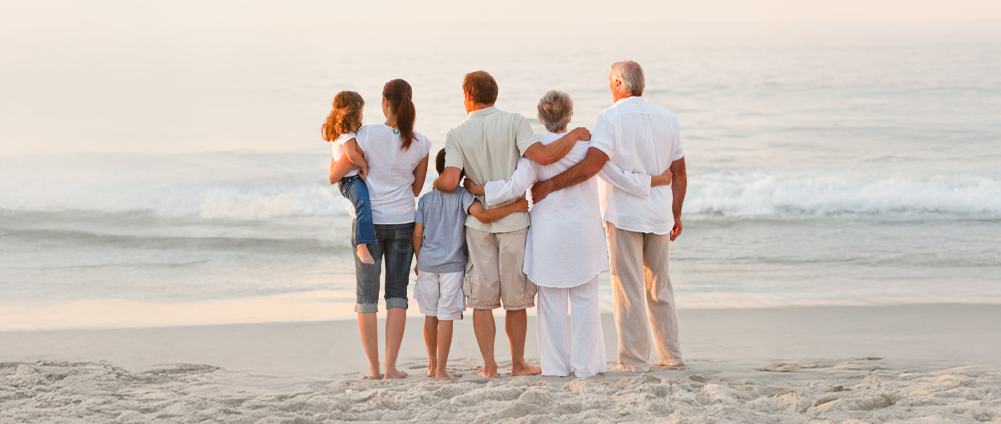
left=415, top=271, right=466, bottom=320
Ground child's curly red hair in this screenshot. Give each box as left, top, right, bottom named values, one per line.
left=322, top=91, right=365, bottom=142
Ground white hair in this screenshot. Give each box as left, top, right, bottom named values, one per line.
left=610, top=60, right=645, bottom=96
left=536, top=90, right=574, bottom=133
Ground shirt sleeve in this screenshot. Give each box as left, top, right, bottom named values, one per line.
left=598, top=160, right=652, bottom=198
left=443, top=129, right=464, bottom=170
left=588, top=114, right=615, bottom=158
left=514, top=114, right=538, bottom=158
left=458, top=188, right=476, bottom=216
left=415, top=197, right=426, bottom=223
left=483, top=157, right=537, bottom=207
left=352, top=128, right=365, bottom=151
left=673, top=127, right=686, bottom=161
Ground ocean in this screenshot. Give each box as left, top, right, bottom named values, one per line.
left=1, top=20, right=1000, bottom=330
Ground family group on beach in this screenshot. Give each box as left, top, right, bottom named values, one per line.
left=323, top=61, right=687, bottom=381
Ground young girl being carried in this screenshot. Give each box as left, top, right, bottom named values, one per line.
left=324, top=91, right=376, bottom=264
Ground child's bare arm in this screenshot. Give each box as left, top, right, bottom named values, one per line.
left=467, top=198, right=529, bottom=224
left=412, top=222, right=424, bottom=275
left=329, top=151, right=356, bottom=184
left=343, top=138, right=369, bottom=177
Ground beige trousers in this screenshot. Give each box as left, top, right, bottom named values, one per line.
left=606, top=222, right=683, bottom=371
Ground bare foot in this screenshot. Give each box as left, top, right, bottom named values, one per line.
left=511, top=361, right=541, bottom=376
left=357, top=244, right=374, bottom=265
left=384, top=368, right=408, bottom=379
left=362, top=373, right=383, bottom=380
left=435, top=370, right=456, bottom=381
left=610, top=363, right=646, bottom=372
left=427, top=366, right=436, bottom=378
left=654, top=361, right=685, bottom=368
left=476, top=367, right=498, bottom=378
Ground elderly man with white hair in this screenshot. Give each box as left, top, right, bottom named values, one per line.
left=465, top=90, right=673, bottom=377
left=532, top=61, right=689, bottom=372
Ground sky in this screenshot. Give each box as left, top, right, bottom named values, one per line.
left=1, top=1, right=999, bottom=156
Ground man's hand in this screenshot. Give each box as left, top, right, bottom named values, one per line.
left=463, top=178, right=485, bottom=196
left=671, top=216, right=683, bottom=242
left=531, top=180, right=554, bottom=203
left=414, top=264, right=419, bottom=276
left=512, top=198, right=529, bottom=213
left=570, top=127, right=591, bottom=142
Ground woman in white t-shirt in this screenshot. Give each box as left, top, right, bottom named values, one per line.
left=352, top=79, right=432, bottom=379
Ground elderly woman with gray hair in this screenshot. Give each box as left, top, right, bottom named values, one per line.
left=464, top=90, right=672, bottom=377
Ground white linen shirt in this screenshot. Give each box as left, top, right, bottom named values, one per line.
left=483, top=132, right=653, bottom=288
left=330, top=132, right=360, bottom=178
left=353, top=124, right=432, bottom=225
left=588, top=96, right=686, bottom=235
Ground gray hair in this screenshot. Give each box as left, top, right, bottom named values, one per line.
left=610, top=60, right=645, bottom=96
left=536, top=90, right=574, bottom=133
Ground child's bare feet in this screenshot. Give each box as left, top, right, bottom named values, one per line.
left=435, top=370, right=456, bottom=381
left=357, top=244, right=374, bottom=265
left=384, top=368, right=408, bottom=379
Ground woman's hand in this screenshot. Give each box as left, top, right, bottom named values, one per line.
left=358, top=163, right=369, bottom=178
left=463, top=178, right=485, bottom=196
left=651, top=168, right=674, bottom=187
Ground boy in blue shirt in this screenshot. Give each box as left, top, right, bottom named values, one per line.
left=413, top=149, right=528, bottom=380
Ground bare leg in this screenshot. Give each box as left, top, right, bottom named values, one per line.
left=356, top=244, right=375, bottom=265
left=435, top=320, right=455, bottom=381
left=472, top=309, right=498, bottom=378
left=384, top=307, right=408, bottom=379
left=358, top=312, right=382, bottom=379
left=423, top=316, right=438, bottom=377
left=507, top=309, right=541, bottom=376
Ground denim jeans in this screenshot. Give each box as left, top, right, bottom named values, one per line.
left=355, top=222, right=415, bottom=313
left=337, top=176, right=377, bottom=246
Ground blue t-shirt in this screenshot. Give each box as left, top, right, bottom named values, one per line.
left=415, top=188, right=476, bottom=273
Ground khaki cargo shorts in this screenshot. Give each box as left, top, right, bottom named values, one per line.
left=463, top=227, right=537, bottom=310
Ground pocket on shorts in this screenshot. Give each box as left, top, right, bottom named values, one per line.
left=462, top=261, right=474, bottom=298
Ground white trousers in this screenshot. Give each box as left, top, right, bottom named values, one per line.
left=536, top=276, right=607, bottom=378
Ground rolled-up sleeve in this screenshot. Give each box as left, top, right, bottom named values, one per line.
left=598, top=161, right=651, bottom=198
left=484, top=157, right=537, bottom=207
left=588, top=114, right=615, bottom=158
left=674, top=127, right=686, bottom=161
left=444, top=130, right=464, bottom=170
left=514, top=115, right=538, bottom=158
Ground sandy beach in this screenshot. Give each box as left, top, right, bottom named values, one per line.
left=2, top=304, right=1000, bottom=423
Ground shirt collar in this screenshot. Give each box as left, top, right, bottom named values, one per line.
left=613, top=96, right=648, bottom=107
left=468, top=106, right=498, bottom=118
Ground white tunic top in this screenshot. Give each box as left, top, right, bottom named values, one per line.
left=588, top=96, right=686, bottom=235
left=483, top=132, right=654, bottom=288
left=354, top=124, right=432, bottom=225
left=330, top=132, right=360, bottom=178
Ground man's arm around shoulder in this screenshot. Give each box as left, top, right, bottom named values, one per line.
left=522, top=127, right=591, bottom=166
left=433, top=167, right=463, bottom=192
left=531, top=147, right=610, bottom=202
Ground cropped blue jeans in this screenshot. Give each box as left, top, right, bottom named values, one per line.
left=354, top=222, right=415, bottom=313
left=337, top=175, right=377, bottom=246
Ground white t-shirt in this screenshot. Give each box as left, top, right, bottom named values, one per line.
left=482, top=132, right=655, bottom=288
left=353, top=124, right=432, bottom=225
left=330, top=132, right=360, bottom=178
left=588, top=96, right=686, bottom=235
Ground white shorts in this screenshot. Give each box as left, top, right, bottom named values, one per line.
left=414, top=271, right=466, bottom=320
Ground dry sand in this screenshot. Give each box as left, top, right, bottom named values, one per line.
left=2, top=304, right=1000, bottom=423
